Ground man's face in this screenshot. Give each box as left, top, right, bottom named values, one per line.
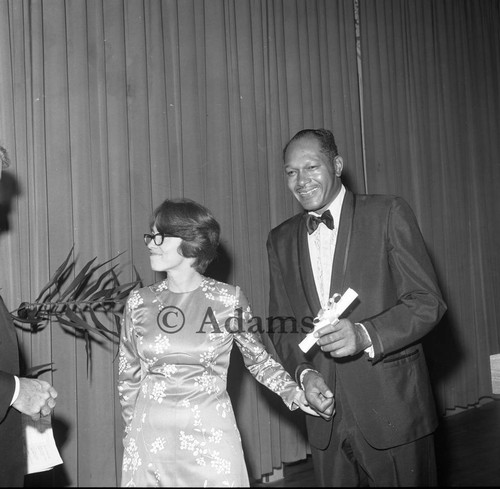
left=284, top=136, right=343, bottom=213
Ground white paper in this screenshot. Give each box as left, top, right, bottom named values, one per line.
left=490, top=353, right=500, bottom=394
left=23, top=414, right=63, bottom=474
left=299, top=288, right=358, bottom=353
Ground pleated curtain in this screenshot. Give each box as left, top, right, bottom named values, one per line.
left=0, top=0, right=499, bottom=486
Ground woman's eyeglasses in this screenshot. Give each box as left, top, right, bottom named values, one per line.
left=143, top=233, right=177, bottom=246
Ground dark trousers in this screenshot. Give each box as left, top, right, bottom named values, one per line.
left=309, top=382, right=437, bottom=487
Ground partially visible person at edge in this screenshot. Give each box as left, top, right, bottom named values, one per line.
left=117, top=197, right=317, bottom=487
left=266, top=128, right=447, bottom=487
left=0, top=145, right=58, bottom=487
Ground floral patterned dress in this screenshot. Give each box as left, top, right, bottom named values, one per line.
left=118, top=277, right=301, bottom=487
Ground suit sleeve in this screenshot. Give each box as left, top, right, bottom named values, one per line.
left=0, top=295, right=18, bottom=422
left=362, top=197, right=447, bottom=363
left=0, top=371, right=16, bottom=421
left=266, top=234, right=314, bottom=381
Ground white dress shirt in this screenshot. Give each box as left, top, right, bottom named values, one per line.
left=10, top=375, right=20, bottom=406
left=306, top=184, right=374, bottom=360
left=307, top=185, right=346, bottom=309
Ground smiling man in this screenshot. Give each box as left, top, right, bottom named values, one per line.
left=266, top=128, right=447, bottom=487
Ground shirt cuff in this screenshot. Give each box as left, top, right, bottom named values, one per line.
left=10, top=375, right=20, bottom=406
left=356, top=322, right=374, bottom=358
left=299, top=368, right=318, bottom=389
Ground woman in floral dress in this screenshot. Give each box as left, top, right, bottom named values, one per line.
left=118, top=198, right=315, bottom=487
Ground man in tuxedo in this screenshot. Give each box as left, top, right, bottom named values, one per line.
left=266, top=129, right=446, bottom=486
left=0, top=145, right=58, bottom=487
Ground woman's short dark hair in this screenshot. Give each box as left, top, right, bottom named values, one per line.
left=151, top=198, right=220, bottom=273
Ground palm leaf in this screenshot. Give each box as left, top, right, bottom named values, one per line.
left=88, top=307, right=119, bottom=338
left=25, top=362, right=54, bottom=377
left=62, top=309, right=108, bottom=337
left=43, top=265, right=74, bottom=303
left=11, top=249, right=142, bottom=378
left=80, top=266, right=118, bottom=300
left=87, top=287, right=118, bottom=301
left=35, top=247, right=74, bottom=302
left=58, top=257, right=97, bottom=301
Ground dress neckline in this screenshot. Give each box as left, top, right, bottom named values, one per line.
left=157, top=276, right=206, bottom=294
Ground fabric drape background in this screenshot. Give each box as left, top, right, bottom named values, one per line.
left=0, top=0, right=498, bottom=486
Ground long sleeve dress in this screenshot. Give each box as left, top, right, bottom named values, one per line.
left=118, top=277, right=302, bottom=487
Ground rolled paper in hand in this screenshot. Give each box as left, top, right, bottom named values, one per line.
left=299, top=288, right=358, bottom=353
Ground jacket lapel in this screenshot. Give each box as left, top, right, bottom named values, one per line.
left=292, top=191, right=355, bottom=319
left=297, top=212, right=322, bottom=318
left=330, top=190, right=355, bottom=296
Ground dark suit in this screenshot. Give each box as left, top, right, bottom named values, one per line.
left=267, top=190, right=447, bottom=485
left=0, top=295, right=25, bottom=486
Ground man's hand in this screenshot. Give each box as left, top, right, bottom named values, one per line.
left=13, top=378, right=58, bottom=421
left=292, top=388, right=320, bottom=417
left=315, top=319, right=371, bottom=358
left=302, top=370, right=335, bottom=420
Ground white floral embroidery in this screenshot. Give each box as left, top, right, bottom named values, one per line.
left=191, top=404, right=202, bottom=428
left=155, top=280, right=169, bottom=292
left=178, top=408, right=231, bottom=476
left=127, top=291, right=144, bottom=311
left=123, top=437, right=142, bottom=474
left=118, top=348, right=131, bottom=375
left=200, top=347, right=216, bottom=368
left=208, top=329, right=229, bottom=341
left=145, top=356, right=159, bottom=368
left=217, top=290, right=238, bottom=309
left=150, top=380, right=168, bottom=403
left=157, top=363, right=177, bottom=378
left=201, top=280, right=238, bottom=309
left=150, top=437, right=167, bottom=454
left=215, top=400, right=232, bottom=418
left=194, top=371, right=219, bottom=395
left=180, top=398, right=191, bottom=408
left=179, top=431, right=198, bottom=452
left=210, top=451, right=231, bottom=474
left=241, top=305, right=253, bottom=322
left=208, top=428, right=223, bottom=444
left=152, top=334, right=170, bottom=355
left=153, top=468, right=161, bottom=484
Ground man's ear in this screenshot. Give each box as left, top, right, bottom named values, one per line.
left=334, top=156, right=343, bottom=177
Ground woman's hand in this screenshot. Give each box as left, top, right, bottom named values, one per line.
left=293, top=388, right=320, bottom=416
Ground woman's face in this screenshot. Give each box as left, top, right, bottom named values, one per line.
left=147, top=226, right=186, bottom=273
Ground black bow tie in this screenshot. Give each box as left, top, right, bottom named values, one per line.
left=305, top=209, right=334, bottom=234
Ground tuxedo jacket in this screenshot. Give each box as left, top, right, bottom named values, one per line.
left=267, top=190, right=447, bottom=450
left=0, top=295, right=25, bottom=486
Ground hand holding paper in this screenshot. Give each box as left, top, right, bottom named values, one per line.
left=299, top=288, right=358, bottom=353
left=23, top=414, right=63, bottom=474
